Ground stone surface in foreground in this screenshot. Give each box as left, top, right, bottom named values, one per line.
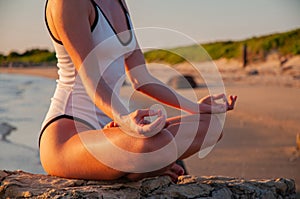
left=0, top=170, right=296, bottom=198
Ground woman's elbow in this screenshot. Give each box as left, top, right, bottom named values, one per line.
left=132, top=80, right=143, bottom=91
left=130, top=76, right=149, bottom=91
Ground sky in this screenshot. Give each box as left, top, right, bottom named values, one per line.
left=0, top=0, right=299, bottom=55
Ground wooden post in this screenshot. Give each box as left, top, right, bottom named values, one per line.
left=243, top=44, right=248, bottom=68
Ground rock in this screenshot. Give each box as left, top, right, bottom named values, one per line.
left=167, top=75, right=197, bottom=89
left=0, top=170, right=296, bottom=198
left=212, top=187, right=232, bottom=199
left=247, top=69, right=259, bottom=76
left=0, top=122, right=16, bottom=140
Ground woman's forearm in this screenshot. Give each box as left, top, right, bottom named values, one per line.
left=136, top=75, right=199, bottom=114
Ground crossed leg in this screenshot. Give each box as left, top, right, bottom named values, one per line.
left=39, top=113, right=223, bottom=181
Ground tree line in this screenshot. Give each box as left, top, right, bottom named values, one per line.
left=1, top=28, right=299, bottom=67
left=0, top=49, right=56, bottom=67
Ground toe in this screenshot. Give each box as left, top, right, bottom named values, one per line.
left=171, top=163, right=184, bottom=176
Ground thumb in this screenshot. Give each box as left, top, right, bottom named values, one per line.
left=135, top=109, right=153, bottom=118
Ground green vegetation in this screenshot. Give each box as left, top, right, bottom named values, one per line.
left=1, top=28, right=299, bottom=67
left=0, top=49, right=56, bottom=66
left=145, top=28, right=300, bottom=65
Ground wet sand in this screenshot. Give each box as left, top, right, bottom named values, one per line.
left=0, top=66, right=58, bottom=79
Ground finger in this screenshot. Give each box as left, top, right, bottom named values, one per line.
left=142, top=114, right=166, bottom=136
left=230, top=96, right=237, bottom=109
left=149, top=108, right=161, bottom=116
left=229, top=95, right=237, bottom=104
left=104, top=121, right=115, bottom=128
left=136, top=109, right=160, bottom=118
left=137, top=108, right=162, bottom=119
left=212, top=93, right=226, bottom=100
left=212, top=94, right=228, bottom=106
left=147, top=114, right=166, bottom=130
left=136, top=109, right=152, bottom=117
left=227, top=95, right=237, bottom=110
left=112, top=121, right=119, bottom=127
left=233, top=95, right=238, bottom=101
left=227, top=97, right=235, bottom=110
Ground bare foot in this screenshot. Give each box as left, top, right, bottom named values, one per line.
left=125, top=163, right=184, bottom=182
left=162, top=163, right=184, bottom=182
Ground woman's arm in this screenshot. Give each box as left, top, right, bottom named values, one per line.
left=50, top=0, right=129, bottom=119
left=49, top=0, right=165, bottom=135
left=125, top=48, right=228, bottom=114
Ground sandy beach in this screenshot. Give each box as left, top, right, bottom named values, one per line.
left=0, top=66, right=59, bottom=79
left=1, top=56, right=300, bottom=195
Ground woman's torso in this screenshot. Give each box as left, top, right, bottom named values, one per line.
left=42, top=0, right=136, bottom=130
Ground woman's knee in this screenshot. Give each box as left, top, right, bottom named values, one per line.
left=197, top=114, right=223, bottom=133
left=200, top=114, right=224, bottom=147
left=139, top=129, right=174, bottom=153
left=129, top=130, right=177, bottom=170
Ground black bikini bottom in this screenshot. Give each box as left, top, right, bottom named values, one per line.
left=38, top=115, right=96, bottom=147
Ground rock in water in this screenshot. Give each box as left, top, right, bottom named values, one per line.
left=247, top=69, right=259, bottom=76
left=0, top=170, right=296, bottom=198
left=0, top=122, right=16, bottom=140
left=167, top=75, right=197, bottom=89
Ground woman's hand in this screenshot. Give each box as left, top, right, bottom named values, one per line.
left=198, top=94, right=237, bottom=113
left=116, top=108, right=167, bottom=138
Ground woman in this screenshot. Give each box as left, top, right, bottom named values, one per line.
left=40, top=0, right=237, bottom=182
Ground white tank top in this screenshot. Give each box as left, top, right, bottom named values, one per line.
left=41, top=0, right=137, bottom=130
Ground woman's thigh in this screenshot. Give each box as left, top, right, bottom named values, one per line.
left=40, top=118, right=123, bottom=180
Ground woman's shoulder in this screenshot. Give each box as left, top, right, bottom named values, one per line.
left=47, top=0, right=91, bottom=15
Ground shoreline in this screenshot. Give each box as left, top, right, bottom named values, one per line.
left=0, top=66, right=58, bottom=79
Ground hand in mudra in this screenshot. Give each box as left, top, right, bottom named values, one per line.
left=198, top=94, right=237, bottom=114
left=117, top=109, right=167, bottom=138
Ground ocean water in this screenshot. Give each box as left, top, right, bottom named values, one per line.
left=0, top=73, right=56, bottom=173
